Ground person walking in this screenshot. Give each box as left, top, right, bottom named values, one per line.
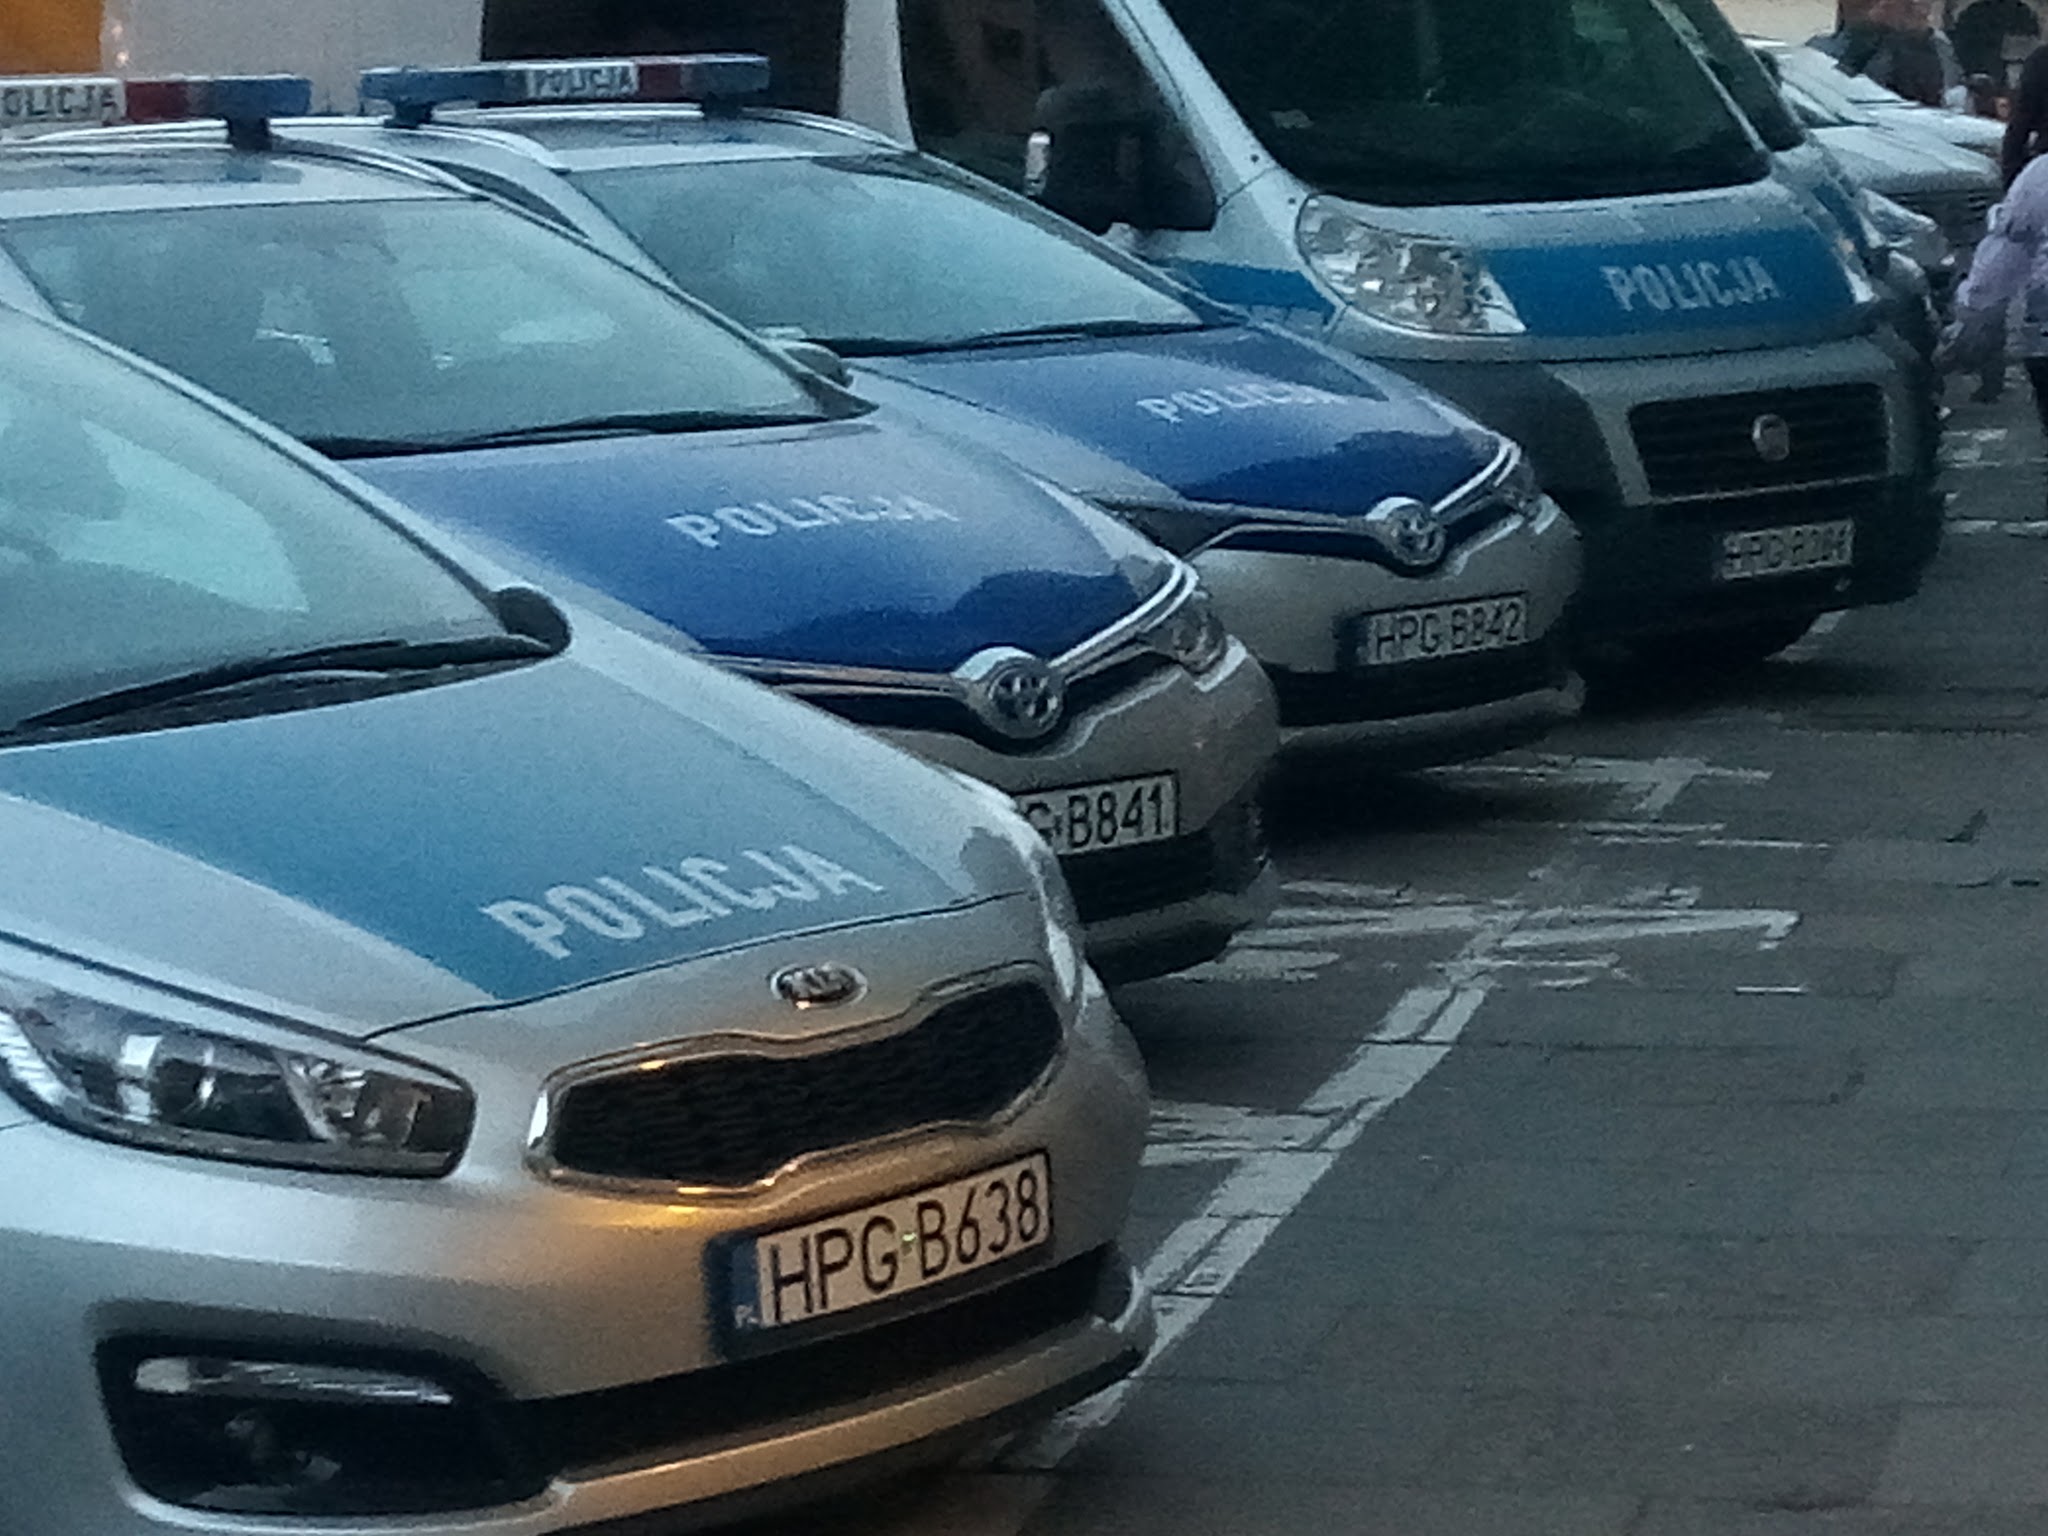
left=1840, top=0, right=1953, bottom=106
left=1939, top=148, right=2048, bottom=474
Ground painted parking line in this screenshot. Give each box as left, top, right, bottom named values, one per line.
left=1013, top=875, right=1802, bottom=1469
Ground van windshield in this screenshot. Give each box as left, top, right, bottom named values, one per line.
left=1157, top=0, right=1768, bottom=206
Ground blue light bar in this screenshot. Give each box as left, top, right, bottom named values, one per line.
left=360, top=55, right=770, bottom=127
left=0, top=73, right=310, bottom=135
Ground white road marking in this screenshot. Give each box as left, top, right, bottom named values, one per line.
left=1012, top=880, right=1801, bottom=1469
left=1947, top=517, right=2048, bottom=537
left=1437, top=753, right=1772, bottom=818
left=979, top=751, right=1792, bottom=1499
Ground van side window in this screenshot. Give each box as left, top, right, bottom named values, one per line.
left=900, top=0, right=1153, bottom=189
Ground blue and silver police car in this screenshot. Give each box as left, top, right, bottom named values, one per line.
left=0, top=298, right=1152, bottom=1535
left=308, top=56, right=1583, bottom=766
left=0, top=74, right=1277, bottom=983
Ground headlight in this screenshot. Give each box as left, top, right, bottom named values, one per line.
left=938, top=769, right=1091, bottom=1007
left=1860, top=189, right=1950, bottom=274
left=1298, top=198, right=1525, bottom=336
left=0, top=976, right=473, bottom=1175
left=1019, top=826, right=1089, bottom=1007
left=1145, top=583, right=1231, bottom=675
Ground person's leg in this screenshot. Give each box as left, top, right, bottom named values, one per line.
left=2026, top=357, right=2048, bottom=436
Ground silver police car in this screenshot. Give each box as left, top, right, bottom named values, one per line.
left=0, top=74, right=1278, bottom=983
left=307, top=56, right=1585, bottom=768
left=0, top=301, right=1151, bottom=1535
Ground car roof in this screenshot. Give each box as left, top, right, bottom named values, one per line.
left=373, top=103, right=900, bottom=172
left=0, top=131, right=472, bottom=220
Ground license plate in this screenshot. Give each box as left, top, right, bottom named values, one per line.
left=1718, top=520, right=1855, bottom=582
left=1353, top=593, right=1529, bottom=667
left=1017, top=774, right=1179, bottom=857
left=733, top=1153, right=1053, bottom=1332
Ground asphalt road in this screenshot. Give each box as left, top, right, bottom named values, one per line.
left=789, top=376, right=2048, bottom=1536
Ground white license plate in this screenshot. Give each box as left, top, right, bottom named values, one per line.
left=1718, top=520, right=1855, bottom=582
left=1017, top=774, right=1179, bottom=857
left=1354, top=593, right=1529, bottom=667
left=735, top=1153, right=1053, bottom=1332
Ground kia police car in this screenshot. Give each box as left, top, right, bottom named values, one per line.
left=0, top=74, right=1278, bottom=983
left=302, top=57, right=1583, bottom=767
left=0, top=300, right=1153, bottom=1536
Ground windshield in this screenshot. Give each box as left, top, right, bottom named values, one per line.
left=1, top=198, right=835, bottom=454
left=1157, top=0, right=1767, bottom=205
left=1770, top=47, right=1883, bottom=124
left=573, top=154, right=1204, bottom=352
left=0, top=317, right=503, bottom=729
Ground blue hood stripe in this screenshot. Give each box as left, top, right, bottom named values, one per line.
left=0, top=664, right=957, bottom=1003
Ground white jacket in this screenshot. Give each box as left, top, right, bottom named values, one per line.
left=1951, top=156, right=2048, bottom=359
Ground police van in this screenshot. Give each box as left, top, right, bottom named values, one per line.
left=436, top=0, right=1940, bottom=664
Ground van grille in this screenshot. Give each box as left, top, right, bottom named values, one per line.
left=1631, top=384, right=1887, bottom=500
left=547, top=984, right=1062, bottom=1187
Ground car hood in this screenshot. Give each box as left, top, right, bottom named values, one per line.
left=853, top=324, right=1492, bottom=516
left=1811, top=124, right=1995, bottom=191
left=0, top=652, right=981, bottom=1034
left=347, top=415, right=1160, bottom=673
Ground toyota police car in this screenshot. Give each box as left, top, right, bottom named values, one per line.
left=0, top=299, right=1153, bottom=1536
left=302, top=56, right=1583, bottom=767
left=0, top=73, right=1278, bottom=983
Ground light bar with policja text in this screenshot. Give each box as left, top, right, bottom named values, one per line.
left=0, top=74, right=312, bottom=134
left=360, top=54, right=770, bottom=127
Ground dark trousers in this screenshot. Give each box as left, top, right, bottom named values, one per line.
left=2028, top=358, right=2048, bottom=435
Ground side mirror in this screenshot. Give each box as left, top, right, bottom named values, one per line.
left=772, top=337, right=853, bottom=387
left=1029, top=83, right=1216, bottom=235
left=492, top=586, right=572, bottom=651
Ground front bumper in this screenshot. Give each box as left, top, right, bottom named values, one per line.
left=871, top=640, right=1279, bottom=980
left=0, top=968, right=1151, bottom=1535
left=1385, top=334, right=1941, bottom=641
left=1190, top=496, right=1582, bottom=767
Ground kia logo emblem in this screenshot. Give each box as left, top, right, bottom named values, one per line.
left=771, top=963, right=869, bottom=1010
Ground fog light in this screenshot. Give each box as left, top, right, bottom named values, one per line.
left=102, top=1345, right=540, bottom=1516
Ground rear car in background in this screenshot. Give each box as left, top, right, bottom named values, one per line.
left=0, top=74, right=1278, bottom=983
left=301, top=56, right=1584, bottom=769
left=1760, top=40, right=2002, bottom=304
left=0, top=300, right=1153, bottom=1535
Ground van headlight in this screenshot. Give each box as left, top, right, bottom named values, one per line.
left=0, top=977, right=473, bottom=1175
left=1298, top=198, right=1525, bottom=336
left=1143, top=583, right=1231, bottom=675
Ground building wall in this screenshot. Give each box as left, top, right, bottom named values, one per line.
left=98, top=0, right=480, bottom=109
left=0, top=0, right=103, bottom=71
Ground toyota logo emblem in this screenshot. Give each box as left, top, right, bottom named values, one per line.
left=1363, top=497, right=1449, bottom=572
left=957, top=648, right=1067, bottom=743
left=771, top=962, right=869, bottom=1010
left=1750, top=414, right=1793, bottom=464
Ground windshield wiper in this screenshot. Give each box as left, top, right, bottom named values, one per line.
left=820, top=319, right=1209, bottom=357
left=10, top=634, right=555, bottom=734
left=305, top=410, right=823, bottom=458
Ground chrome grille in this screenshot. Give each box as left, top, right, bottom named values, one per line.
left=1890, top=186, right=1997, bottom=252
left=546, top=984, right=1062, bottom=1188
left=1630, top=384, right=1887, bottom=500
